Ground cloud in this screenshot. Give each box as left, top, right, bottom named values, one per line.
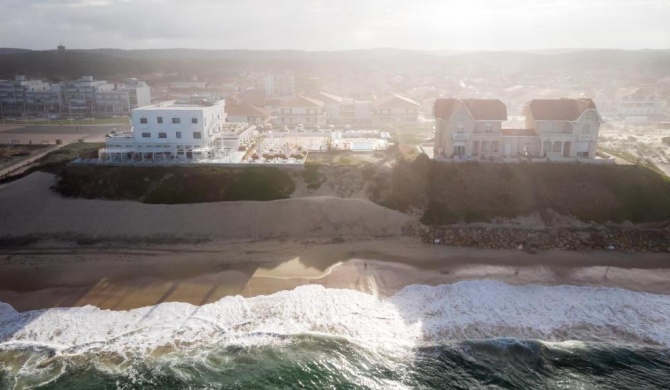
left=0, top=0, right=668, bottom=50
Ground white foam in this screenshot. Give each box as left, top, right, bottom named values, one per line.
left=1, top=281, right=670, bottom=360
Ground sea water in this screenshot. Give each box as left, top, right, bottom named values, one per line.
left=1, top=280, right=670, bottom=389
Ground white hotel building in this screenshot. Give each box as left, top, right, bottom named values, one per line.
left=100, top=99, right=256, bottom=163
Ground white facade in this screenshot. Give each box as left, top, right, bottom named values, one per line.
left=119, top=78, right=152, bottom=108
left=101, top=100, right=244, bottom=162
left=331, top=130, right=391, bottom=151
left=435, top=98, right=602, bottom=161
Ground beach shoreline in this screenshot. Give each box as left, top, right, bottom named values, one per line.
left=2, top=236, right=670, bottom=312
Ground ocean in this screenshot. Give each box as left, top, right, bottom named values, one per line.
left=1, top=281, right=670, bottom=389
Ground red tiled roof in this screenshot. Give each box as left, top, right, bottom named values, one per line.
left=280, top=96, right=325, bottom=108
left=525, top=98, right=596, bottom=121
left=310, top=91, right=344, bottom=104
left=225, top=103, right=270, bottom=117
left=501, top=128, right=536, bottom=137
left=230, top=91, right=266, bottom=107
left=374, top=94, right=419, bottom=108
left=463, top=99, right=507, bottom=120
left=434, top=98, right=507, bottom=121
left=433, top=98, right=461, bottom=119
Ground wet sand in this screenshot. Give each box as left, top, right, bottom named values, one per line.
left=2, top=237, right=670, bottom=312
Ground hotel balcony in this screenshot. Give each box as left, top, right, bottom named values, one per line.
left=452, top=132, right=471, bottom=141
left=578, top=134, right=597, bottom=142
left=542, top=133, right=574, bottom=141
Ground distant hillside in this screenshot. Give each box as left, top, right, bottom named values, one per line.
left=1, top=48, right=669, bottom=80
left=0, top=48, right=33, bottom=56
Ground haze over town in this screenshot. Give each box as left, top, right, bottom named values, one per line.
left=2, top=0, right=670, bottom=51
left=2, top=1, right=670, bottom=389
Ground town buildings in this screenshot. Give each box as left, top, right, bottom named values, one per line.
left=225, top=103, right=271, bottom=125
left=0, top=75, right=151, bottom=118
left=372, top=94, right=420, bottom=126
left=434, top=98, right=601, bottom=161
left=264, top=73, right=295, bottom=97
left=277, top=96, right=326, bottom=126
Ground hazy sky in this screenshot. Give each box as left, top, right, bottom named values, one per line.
left=1, top=0, right=669, bottom=51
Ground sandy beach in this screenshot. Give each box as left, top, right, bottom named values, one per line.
left=2, top=172, right=670, bottom=312
left=2, top=237, right=670, bottom=312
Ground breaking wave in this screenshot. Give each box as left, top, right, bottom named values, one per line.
left=1, top=281, right=670, bottom=389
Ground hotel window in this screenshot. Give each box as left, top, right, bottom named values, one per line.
left=158, top=132, right=167, bottom=139
left=193, top=132, right=202, bottom=139
left=140, top=117, right=148, bottom=124
left=157, top=116, right=163, bottom=124
left=192, top=118, right=198, bottom=124
left=141, top=132, right=150, bottom=138
left=172, top=117, right=181, bottom=124
left=176, top=131, right=182, bottom=139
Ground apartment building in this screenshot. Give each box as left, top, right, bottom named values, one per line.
left=277, top=96, right=326, bottom=126
left=0, top=75, right=152, bottom=118
left=225, top=103, right=271, bottom=125
left=264, top=73, right=295, bottom=97
left=372, top=94, right=420, bottom=126
left=434, top=98, right=601, bottom=161
left=0, top=76, right=63, bottom=116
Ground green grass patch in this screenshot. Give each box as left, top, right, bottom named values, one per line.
left=372, top=155, right=670, bottom=224
left=302, top=164, right=325, bottom=190
left=51, top=165, right=296, bottom=204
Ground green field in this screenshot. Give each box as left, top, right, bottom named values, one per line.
left=370, top=155, right=670, bottom=224
left=51, top=165, right=296, bottom=204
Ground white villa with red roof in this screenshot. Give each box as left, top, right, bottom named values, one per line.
left=434, top=98, right=602, bottom=161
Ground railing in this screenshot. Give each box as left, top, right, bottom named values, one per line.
left=578, top=134, right=597, bottom=142
left=452, top=132, right=471, bottom=141
left=543, top=133, right=574, bottom=141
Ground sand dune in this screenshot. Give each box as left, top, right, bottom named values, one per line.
left=0, top=172, right=414, bottom=239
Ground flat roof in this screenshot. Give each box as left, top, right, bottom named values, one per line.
left=134, top=100, right=224, bottom=111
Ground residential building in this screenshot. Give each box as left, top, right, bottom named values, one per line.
left=434, top=98, right=507, bottom=159
left=0, top=75, right=153, bottom=117
left=264, top=73, right=295, bottom=97
left=372, top=94, right=420, bottom=125
left=119, top=78, right=152, bottom=108
left=60, top=76, right=118, bottom=113
left=277, top=96, right=326, bottom=126
left=0, top=75, right=63, bottom=116
left=616, top=88, right=667, bottom=117
left=434, top=98, right=601, bottom=161
left=523, top=98, right=601, bottom=159
left=310, top=92, right=345, bottom=123
left=595, top=87, right=668, bottom=119
left=225, top=103, right=271, bottom=125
